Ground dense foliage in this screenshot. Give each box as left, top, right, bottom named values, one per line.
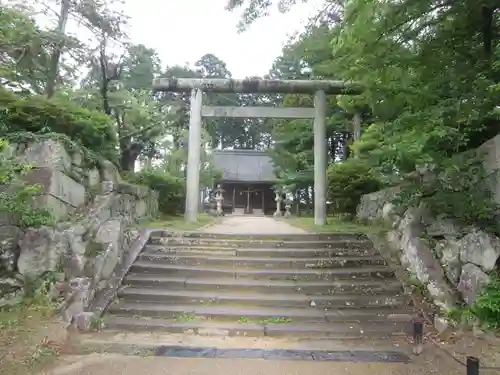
left=327, top=159, right=381, bottom=216
left=0, top=2, right=261, bottom=216
left=0, top=88, right=117, bottom=160
left=0, top=139, right=53, bottom=232
left=228, top=0, right=500, bottom=221
left=124, top=169, right=185, bottom=215
left=2, top=0, right=498, bottom=220
left=468, top=276, right=500, bottom=329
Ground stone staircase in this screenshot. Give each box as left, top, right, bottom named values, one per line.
left=104, top=232, right=415, bottom=339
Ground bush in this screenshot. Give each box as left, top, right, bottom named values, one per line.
left=125, top=169, right=185, bottom=215
left=0, top=139, right=53, bottom=230
left=450, top=275, right=500, bottom=330
left=469, top=275, right=500, bottom=329
left=0, top=88, right=117, bottom=161
left=394, top=152, right=500, bottom=234
left=327, top=159, right=382, bottom=215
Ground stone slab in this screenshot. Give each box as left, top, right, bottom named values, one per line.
left=35, top=194, right=72, bottom=219
left=154, top=346, right=410, bottom=362
left=25, top=167, right=85, bottom=210
left=21, top=139, right=72, bottom=171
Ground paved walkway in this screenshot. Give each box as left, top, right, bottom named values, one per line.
left=201, top=215, right=307, bottom=234
left=42, top=352, right=469, bottom=375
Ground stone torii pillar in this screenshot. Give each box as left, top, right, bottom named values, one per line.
left=185, top=88, right=203, bottom=222
left=313, top=90, right=327, bottom=225
left=152, top=78, right=363, bottom=224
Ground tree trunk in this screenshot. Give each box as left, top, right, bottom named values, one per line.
left=120, top=142, right=143, bottom=172
left=100, top=42, right=112, bottom=115
left=305, top=188, right=311, bottom=216
left=481, top=6, right=493, bottom=59
left=45, top=0, right=70, bottom=98
left=342, top=132, right=350, bottom=160
left=294, top=190, right=300, bottom=216
left=350, top=113, right=362, bottom=159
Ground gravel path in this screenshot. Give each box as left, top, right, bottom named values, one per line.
left=201, top=216, right=307, bottom=234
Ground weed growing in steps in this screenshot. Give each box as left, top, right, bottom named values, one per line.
left=237, top=316, right=250, bottom=323
left=260, top=317, right=292, bottom=324
left=236, top=316, right=292, bottom=325
left=174, top=313, right=198, bottom=322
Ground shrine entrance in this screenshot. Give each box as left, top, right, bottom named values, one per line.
left=222, top=182, right=276, bottom=215
left=152, top=77, right=362, bottom=225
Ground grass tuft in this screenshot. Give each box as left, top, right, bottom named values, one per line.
left=143, top=213, right=217, bottom=231
left=284, top=215, right=386, bottom=234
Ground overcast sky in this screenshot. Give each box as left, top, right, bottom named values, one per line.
left=121, top=0, right=323, bottom=77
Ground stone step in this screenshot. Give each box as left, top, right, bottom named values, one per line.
left=117, top=287, right=408, bottom=309
left=143, top=245, right=378, bottom=257
left=103, top=315, right=412, bottom=338
left=129, top=261, right=395, bottom=280
left=150, top=231, right=368, bottom=242
left=107, top=303, right=414, bottom=324
left=138, top=253, right=387, bottom=268
left=148, top=238, right=373, bottom=250
left=123, top=275, right=404, bottom=295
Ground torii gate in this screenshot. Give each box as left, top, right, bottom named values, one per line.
left=152, top=78, right=363, bottom=225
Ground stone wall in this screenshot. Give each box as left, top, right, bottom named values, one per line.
left=357, top=133, right=500, bottom=317
left=476, top=133, right=500, bottom=204
left=0, top=139, right=158, bottom=328
left=358, top=189, right=499, bottom=316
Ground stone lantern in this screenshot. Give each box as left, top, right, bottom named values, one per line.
left=214, top=184, right=225, bottom=216
left=273, top=188, right=283, bottom=217
left=284, top=199, right=292, bottom=218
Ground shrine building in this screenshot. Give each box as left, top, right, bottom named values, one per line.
left=212, top=149, right=280, bottom=215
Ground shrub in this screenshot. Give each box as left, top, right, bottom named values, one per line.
left=0, top=139, right=53, bottom=229
left=327, top=159, right=382, bottom=215
left=125, top=169, right=185, bottom=215
left=393, top=151, right=500, bottom=234
left=0, top=88, right=117, bottom=161
left=468, top=275, right=500, bottom=329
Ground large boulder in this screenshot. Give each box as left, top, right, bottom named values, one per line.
left=375, top=205, right=458, bottom=311
left=24, top=168, right=86, bottom=219
left=92, top=219, right=124, bottom=281
left=17, top=227, right=69, bottom=277
left=357, top=187, right=400, bottom=221
left=458, top=263, right=490, bottom=305
left=99, top=160, right=120, bottom=184
left=456, top=230, right=500, bottom=271
left=426, top=219, right=461, bottom=239
left=437, top=240, right=462, bottom=285
left=21, top=139, right=72, bottom=171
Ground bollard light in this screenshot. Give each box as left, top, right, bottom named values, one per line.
left=466, top=356, right=479, bottom=375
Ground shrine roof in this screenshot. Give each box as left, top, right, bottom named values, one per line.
left=212, top=149, right=276, bottom=183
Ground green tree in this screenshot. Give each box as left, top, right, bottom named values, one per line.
left=227, top=0, right=499, bottom=222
